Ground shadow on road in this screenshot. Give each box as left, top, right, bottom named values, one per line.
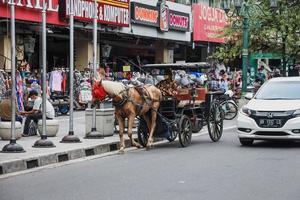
left=241, top=140, right=300, bottom=149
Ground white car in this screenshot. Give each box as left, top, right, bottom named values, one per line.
left=237, top=77, right=300, bottom=145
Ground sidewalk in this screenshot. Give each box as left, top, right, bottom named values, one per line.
left=0, top=111, right=237, bottom=175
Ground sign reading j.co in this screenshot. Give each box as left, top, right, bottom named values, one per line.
left=0, top=0, right=129, bottom=27
left=193, top=3, right=227, bottom=43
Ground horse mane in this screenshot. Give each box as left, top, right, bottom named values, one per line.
left=101, top=80, right=126, bottom=96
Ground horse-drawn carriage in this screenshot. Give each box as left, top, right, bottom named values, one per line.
left=137, top=62, right=224, bottom=147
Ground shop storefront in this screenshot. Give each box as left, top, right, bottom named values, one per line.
left=0, top=0, right=191, bottom=80
left=0, top=0, right=130, bottom=109
left=105, top=0, right=191, bottom=71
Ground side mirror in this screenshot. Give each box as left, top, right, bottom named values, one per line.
left=245, top=93, right=254, bottom=100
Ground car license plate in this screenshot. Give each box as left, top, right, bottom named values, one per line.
left=259, top=119, right=282, bottom=128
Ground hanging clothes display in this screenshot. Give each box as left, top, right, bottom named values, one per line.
left=74, top=70, right=83, bottom=101
left=49, top=70, right=63, bottom=92
left=16, top=71, right=24, bottom=112
left=78, top=79, right=92, bottom=104
left=0, top=70, right=7, bottom=99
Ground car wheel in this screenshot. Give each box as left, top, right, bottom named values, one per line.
left=239, top=138, right=254, bottom=146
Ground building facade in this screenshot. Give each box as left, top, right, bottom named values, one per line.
left=0, top=0, right=191, bottom=73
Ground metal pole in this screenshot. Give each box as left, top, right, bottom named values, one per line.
left=33, top=0, right=55, bottom=148
left=86, top=0, right=103, bottom=138
left=2, top=0, right=25, bottom=153
left=241, top=4, right=249, bottom=95
left=61, top=0, right=80, bottom=143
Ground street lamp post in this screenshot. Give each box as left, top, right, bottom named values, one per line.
left=85, top=0, right=103, bottom=139
left=61, top=0, right=81, bottom=143
left=1, top=0, right=25, bottom=153
left=33, top=0, right=55, bottom=148
left=222, top=0, right=278, bottom=95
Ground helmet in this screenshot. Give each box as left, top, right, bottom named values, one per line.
left=225, top=90, right=234, bottom=97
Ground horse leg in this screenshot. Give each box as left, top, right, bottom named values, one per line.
left=142, top=114, right=151, bottom=135
left=127, top=115, right=142, bottom=148
left=116, top=116, right=126, bottom=153
left=146, top=110, right=157, bottom=149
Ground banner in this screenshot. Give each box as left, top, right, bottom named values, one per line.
left=0, top=0, right=65, bottom=25
left=60, top=0, right=129, bottom=27
left=0, top=0, right=129, bottom=27
left=131, top=2, right=189, bottom=32
left=193, top=4, right=227, bottom=43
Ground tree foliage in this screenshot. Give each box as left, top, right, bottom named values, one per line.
left=211, top=0, right=300, bottom=64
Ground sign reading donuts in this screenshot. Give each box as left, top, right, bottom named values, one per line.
left=131, top=2, right=189, bottom=32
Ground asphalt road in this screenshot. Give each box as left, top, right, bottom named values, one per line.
left=1, top=125, right=300, bottom=200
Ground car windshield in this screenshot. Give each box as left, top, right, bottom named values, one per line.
left=255, top=81, right=300, bottom=100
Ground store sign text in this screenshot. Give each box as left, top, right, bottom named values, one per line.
left=131, top=2, right=189, bottom=32
left=0, top=0, right=129, bottom=27
left=131, top=3, right=159, bottom=27
left=1, top=0, right=59, bottom=11
left=61, top=0, right=129, bottom=27
left=169, top=11, right=189, bottom=31
left=135, top=5, right=158, bottom=24
left=193, top=3, right=227, bottom=43
left=0, top=0, right=65, bottom=25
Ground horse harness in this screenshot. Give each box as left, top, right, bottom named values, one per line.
left=111, top=85, right=159, bottom=115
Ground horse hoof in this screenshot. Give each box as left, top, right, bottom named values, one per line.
left=146, top=144, right=154, bottom=150
left=118, top=149, right=125, bottom=154
left=135, top=143, right=142, bottom=149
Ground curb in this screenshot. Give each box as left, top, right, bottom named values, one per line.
left=0, top=126, right=236, bottom=176
left=0, top=138, right=163, bottom=176
left=0, top=141, right=116, bottom=175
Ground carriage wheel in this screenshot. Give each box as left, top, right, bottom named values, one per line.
left=137, top=119, right=149, bottom=147
left=178, top=115, right=192, bottom=147
left=207, top=100, right=224, bottom=142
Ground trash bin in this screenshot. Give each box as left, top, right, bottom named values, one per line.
left=85, top=108, right=115, bottom=137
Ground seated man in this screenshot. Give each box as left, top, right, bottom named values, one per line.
left=208, top=77, right=220, bottom=92
left=0, top=90, right=23, bottom=124
left=21, top=90, right=55, bottom=136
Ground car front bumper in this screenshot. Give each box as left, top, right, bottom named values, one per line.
left=237, top=112, right=300, bottom=140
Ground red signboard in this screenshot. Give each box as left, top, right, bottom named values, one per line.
left=193, top=4, right=227, bottom=43
left=0, top=0, right=129, bottom=27
left=0, top=0, right=66, bottom=26
left=60, top=0, right=129, bottom=27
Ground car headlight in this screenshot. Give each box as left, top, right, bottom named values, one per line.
left=293, top=109, right=300, bottom=117
left=241, top=106, right=252, bottom=116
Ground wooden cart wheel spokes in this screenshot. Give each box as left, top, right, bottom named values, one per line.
left=207, top=101, right=224, bottom=142
left=137, top=119, right=149, bottom=147
left=178, top=115, right=192, bottom=147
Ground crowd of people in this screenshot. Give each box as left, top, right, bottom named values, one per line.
left=207, top=65, right=283, bottom=96
left=0, top=61, right=284, bottom=139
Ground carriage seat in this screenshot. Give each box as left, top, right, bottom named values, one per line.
left=177, top=100, right=204, bottom=108
left=0, top=121, right=22, bottom=140
left=37, top=119, right=59, bottom=137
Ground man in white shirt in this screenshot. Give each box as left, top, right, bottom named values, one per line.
left=20, top=90, right=55, bottom=136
